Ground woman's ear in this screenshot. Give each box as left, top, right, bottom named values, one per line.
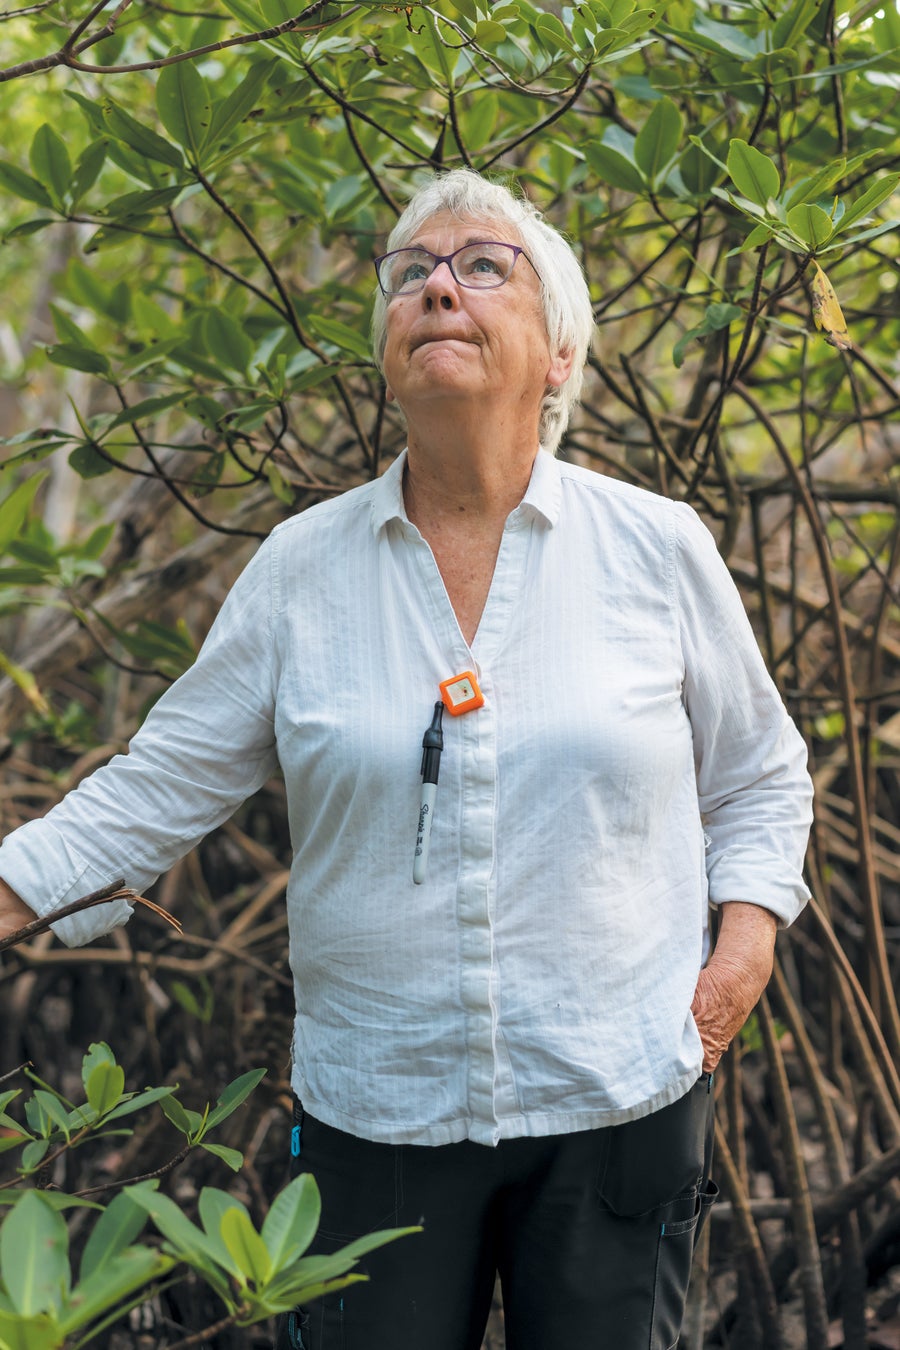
left=546, top=347, right=575, bottom=390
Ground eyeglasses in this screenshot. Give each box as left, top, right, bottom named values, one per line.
left=373, top=242, right=534, bottom=296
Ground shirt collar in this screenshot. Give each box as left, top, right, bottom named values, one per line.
left=370, top=446, right=562, bottom=534
left=518, top=448, right=561, bottom=527
left=370, top=449, right=410, bottom=534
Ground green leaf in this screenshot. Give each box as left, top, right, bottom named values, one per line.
left=673, top=301, right=743, bottom=368
left=48, top=303, right=92, bottom=350
left=0, top=1192, right=69, bottom=1315
left=58, top=1245, right=174, bottom=1335
left=203, top=308, right=254, bottom=374
left=120, top=1193, right=206, bottom=1252
left=71, top=523, right=113, bottom=565
left=109, top=394, right=183, bottom=432
left=0, top=1309, right=60, bottom=1350
left=772, top=0, right=823, bottom=51
left=29, top=125, right=72, bottom=204
left=4, top=217, right=56, bottom=239
left=198, top=1188, right=250, bottom=1275
left=101, top=1085, right=177, bottom=1122
left=692, top=11, right=762, bottom=58
left=730, top=221, right=776, bottom=254
left=462, top=90, right=499, bottom=152
left=584, top=141, right=645, bottom=194
left=324, top=174, right=367, bottom=221
left=69, top=442, right=115, bottom=479
left=0, top=1191, right=98, bottom=1211
left=202, top=1068, right=266, bottom=1132
left=123, top=1185, right=225, bottom=1278
left=834, top=173, right=900, bottom=234
left=158, top=1094, right=196, bottom=1135
left=131, top=293, right=179, bottom=340
left=200, top=1141, right=244, bottom=1171
left=475, top=18, right=508, bottom=43
left=634, top=97, right=682, bottom=185
left=71, top=139, right=107, bottom=208
left=81, top=1042, right=116, bottom=1096
left=157, top=59, right=212, bottom=163
left=261, top=1173, right=321, bottom=1268
left=170, top=977, right=212, bottom=1021
left=31, top=1090, right=72, bottom=1140
left=46, top=344, right=111, bottom=376
left=262, top=1269, right=366, bottom=1314
left=290, top=363, right=340, bottom=393
left=534, top=11, right=572, bottom=50
left=102, top=184, right=185, bottom=219
left=220, top=1206, right=272, bottom=1287
left=678, top=141, right=720, bottom=196
left=726, top=139, right=781, bottom=207
left=786, top=201, right=834, bottom=247
left=0, top=474, right=47, bottom=556
left=783, top=159, right=846, bottom=209
left=305, top=316, right=371, bottom=363
left=104, top=98, right=185, bottom=169
left=275, top=1225, right=420, bottom=1290
left=190, top=1192, right=249, bottom=1284
left=8, top=538, right=58, bottom=573
left=80, top=1188, right=152, bottom=1281
left=0, top=161, right=53, bottom=208
left=822, top=218, right=900, bottom=251
left=85, top=1061, right=126, bottom=1115
left=207, top=60, right=273, bottom=148
left=0, top=1134, right=32, bottom=1155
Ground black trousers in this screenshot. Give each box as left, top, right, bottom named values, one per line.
left=275, top=1075, right=716, bottom=1350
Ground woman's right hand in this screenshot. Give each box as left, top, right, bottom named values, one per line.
left=0, top=880, right=36, bottom=943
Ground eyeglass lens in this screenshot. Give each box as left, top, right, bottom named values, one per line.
left=379, top=243, right=518, bottom=294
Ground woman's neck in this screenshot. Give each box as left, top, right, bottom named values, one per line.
left=402, top=411, right=540, bottom=530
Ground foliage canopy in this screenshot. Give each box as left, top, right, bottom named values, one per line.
left=0, top=1, right=899, bottom=1346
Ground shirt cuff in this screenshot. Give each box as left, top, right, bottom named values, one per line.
left=706, top=845, right=811, bottom=928
left=0, top=819, right=134, bottom=948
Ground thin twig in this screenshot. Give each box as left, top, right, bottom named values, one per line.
left=0, top=881, right=181, bottom=952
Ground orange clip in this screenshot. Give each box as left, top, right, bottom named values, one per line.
left=439, top=670, right=484, bottom=716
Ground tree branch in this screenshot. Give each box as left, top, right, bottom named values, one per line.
left=0, top=0, right=345, bottom=81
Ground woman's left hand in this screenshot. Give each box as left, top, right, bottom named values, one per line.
left=690, top=902, right=778, bottom=1072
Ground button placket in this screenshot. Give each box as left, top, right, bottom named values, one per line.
left=404, top=513, right=533, bottom=1142
left=462, top=515, right=533, bottom=1140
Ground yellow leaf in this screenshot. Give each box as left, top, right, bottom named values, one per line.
left=810, top=261, right=851, bottom=351
left=0, top=650, right=50, bottom=716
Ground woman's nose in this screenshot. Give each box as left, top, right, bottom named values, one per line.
left=422, top=262, right=459, bottom=310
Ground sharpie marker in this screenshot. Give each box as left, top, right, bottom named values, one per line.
left=413, top=702, right=444, bottom=885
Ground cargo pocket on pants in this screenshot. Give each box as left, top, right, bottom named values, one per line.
left=595, top=1075, right=716, bottom=1350
left=650, top=1190, right=704, bottom=1349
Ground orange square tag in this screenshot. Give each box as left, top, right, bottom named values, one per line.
left=439, top=670, right=484, bottom=716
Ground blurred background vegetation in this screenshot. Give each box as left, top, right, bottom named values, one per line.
left=0, top=0, right=899, bottom=1345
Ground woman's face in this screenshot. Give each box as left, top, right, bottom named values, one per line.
left=380, top=212, right=571, bottom=429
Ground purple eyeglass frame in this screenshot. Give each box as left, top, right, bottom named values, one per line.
left=373, top=241, right=537, bottom=295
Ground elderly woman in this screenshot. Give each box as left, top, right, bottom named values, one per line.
left=0, top=170, right=812, bottom=1350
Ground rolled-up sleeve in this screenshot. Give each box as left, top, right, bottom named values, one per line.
left=674, top=503, right=813, bottom=926
left=0, top=540, right=279, bottom=947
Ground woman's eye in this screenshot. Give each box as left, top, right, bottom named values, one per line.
left=399, top=261, right=429, bottom=286
left=467, top=254, right=502, bottom=275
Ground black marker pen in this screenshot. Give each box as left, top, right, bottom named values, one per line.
left=413, top=702, right=444, bottom=885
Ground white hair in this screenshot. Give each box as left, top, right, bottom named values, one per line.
left=371, top=169, right=594, bottom=455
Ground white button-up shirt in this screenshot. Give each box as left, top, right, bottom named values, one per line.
left=0, top=451, right=812, bottom=1146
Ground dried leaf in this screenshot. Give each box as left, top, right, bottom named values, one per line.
left=810, top=260, right=852, bottom=350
